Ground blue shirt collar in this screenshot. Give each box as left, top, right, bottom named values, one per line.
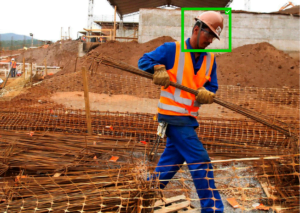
left=185, top=38, right=207, bottom=55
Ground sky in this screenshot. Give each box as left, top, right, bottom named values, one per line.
left=0, top=0, right=299, bottom=41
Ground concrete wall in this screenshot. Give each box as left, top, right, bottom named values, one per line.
left=138, top=8, right=300, bottom=53
left=116, top=24, right=137, bottom=38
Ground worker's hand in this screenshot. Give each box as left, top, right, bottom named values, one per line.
left=196, top=87, right=215, bottom=104
left=153, top=65, right=170, bottom=89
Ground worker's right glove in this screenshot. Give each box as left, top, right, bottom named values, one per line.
left=153, top=65, right=170, bottom=89
left=196, top=87, right=215, bottom=104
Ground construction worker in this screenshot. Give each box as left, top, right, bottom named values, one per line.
left=138, top=11, right=224, bottom=212
left=10, top=58, right=17, bottom=77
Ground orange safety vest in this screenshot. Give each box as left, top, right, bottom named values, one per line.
left=157, top=41, right=215, bottom=118
left=11, top=61, right=16, bottom=68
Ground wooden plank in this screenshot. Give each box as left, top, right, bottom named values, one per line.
left=259, top=180, right=284, bottom=212
left=259, top=180, right=278, bottom=199
left=85, top=36, right=111, bottom=38
left=154, top=201, right=190, bottom=213
left=81, top=67, right=92, bottom=135
left=84, top=28, right=112, bottom=32
left=154, top=195, right=186, bottom=207
left=178, top=209, right=199, bottom=213
left=115, top=37, right=138, bottom=40
left=260, top=180, right=271, bottom=198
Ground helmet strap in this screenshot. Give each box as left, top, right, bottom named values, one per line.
left=196, top=21, right=203, bottom=49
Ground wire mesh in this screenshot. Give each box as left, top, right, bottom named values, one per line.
left=0, top=57, right=298, bottom=212
left=0, top=130, right=298, bottom=212
left=0, top=68, right=298, bottom=152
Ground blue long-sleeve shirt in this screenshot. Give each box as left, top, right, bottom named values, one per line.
left=138, top=38, right=218, bottom=127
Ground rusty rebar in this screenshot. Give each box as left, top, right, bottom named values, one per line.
left=98, top=56, right=296, bottom=138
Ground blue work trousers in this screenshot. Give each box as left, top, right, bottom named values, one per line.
left=155, top=125, right=224, bottom=213
left=10, top=68, right=16, bottom=77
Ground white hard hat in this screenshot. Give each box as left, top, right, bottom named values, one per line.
left=12, top=58, right=15, bottom=61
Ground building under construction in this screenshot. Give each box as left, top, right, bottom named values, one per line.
left=0, top=0, right=299, bottom=212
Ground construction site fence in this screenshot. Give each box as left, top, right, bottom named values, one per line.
left=0, top=65, right=299, bottom=212
left=0, top=130, right=298, bottom=212
left=0, top=67, right=298, bottom=157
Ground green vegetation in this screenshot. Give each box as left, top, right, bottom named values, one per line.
left=0, top=39, right=44, bottom=50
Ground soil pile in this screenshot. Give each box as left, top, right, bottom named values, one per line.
left=2, top=38, right=299, bottom=112
left=85, top=35, right=176, bottom=68
left=8, top=38, right=299, bottom=108
left=11, top=38, right=300, bottom=89
left=34, top=39, right=299, bottom=104
left=16, top=40, right=79, bottom=68
left=216, top=42, right=299, bottom=88
left=82, top=39, right=299, bottom=89
left=40, top=36, right=176, bottom=98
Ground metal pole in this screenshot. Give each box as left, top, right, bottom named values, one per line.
left=44, top=59, right=47, bottom=75
left=68, top=27, right=70, bottom=39
left=114, top=6, right=117, bottom=40
left=23, top=57, right=25, bottom=79
left=30, top=48, right=33, bottom=85
left=11, top=36, right=13, bottom=55
left=31, top=36, right=33, bottom=47
left=30, top=62, right=33, bottom=86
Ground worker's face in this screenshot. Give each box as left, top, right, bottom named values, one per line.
left=195, top=27, right=216, bottom=49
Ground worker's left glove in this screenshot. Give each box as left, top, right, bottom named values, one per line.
left=153, top=65, right=170, bottom=89
left=196, top=87, right=215, bottom=104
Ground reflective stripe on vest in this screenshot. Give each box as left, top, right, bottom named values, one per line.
left=159, top=45, right=213, bottom=106
left=158, top=102, right=198, bottom=117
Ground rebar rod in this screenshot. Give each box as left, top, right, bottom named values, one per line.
left=98, top=56, right=296, bottom=138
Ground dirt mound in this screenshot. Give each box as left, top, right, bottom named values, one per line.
left=12, top=39, right=300, bottom=90
left=216, top=42, right=299, bottom=88
left=40, top=36, right=176, bottom=97
left=83, top=39, right=298, bottom=89
left=8, top=39, right=299, bottom=109
left=37, top=39, right=300, bottom=103
left=16, top=40, right=79, bottom=68
left=87, top=36, right=176, bottom=67
left=43, top=36, right=175, bottom=78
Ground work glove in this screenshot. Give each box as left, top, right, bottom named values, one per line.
left=153, top=65, right=170, bottom=89
left=196, top=87, right=215, bottom=104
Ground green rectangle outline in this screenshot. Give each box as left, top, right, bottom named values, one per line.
left=181, top=7, right=232, bottom=52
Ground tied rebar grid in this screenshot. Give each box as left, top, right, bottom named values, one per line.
left=0, top=64, right=298, bottom=124
left=0, top=110, right=296, bottom=157
left=0, top=57, right=299, bottom=212
left=0, top=64, right=297, bottom=158
left=97, top=56, right=298, bottom=138
left=0, top=130, right=299, bottom=212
